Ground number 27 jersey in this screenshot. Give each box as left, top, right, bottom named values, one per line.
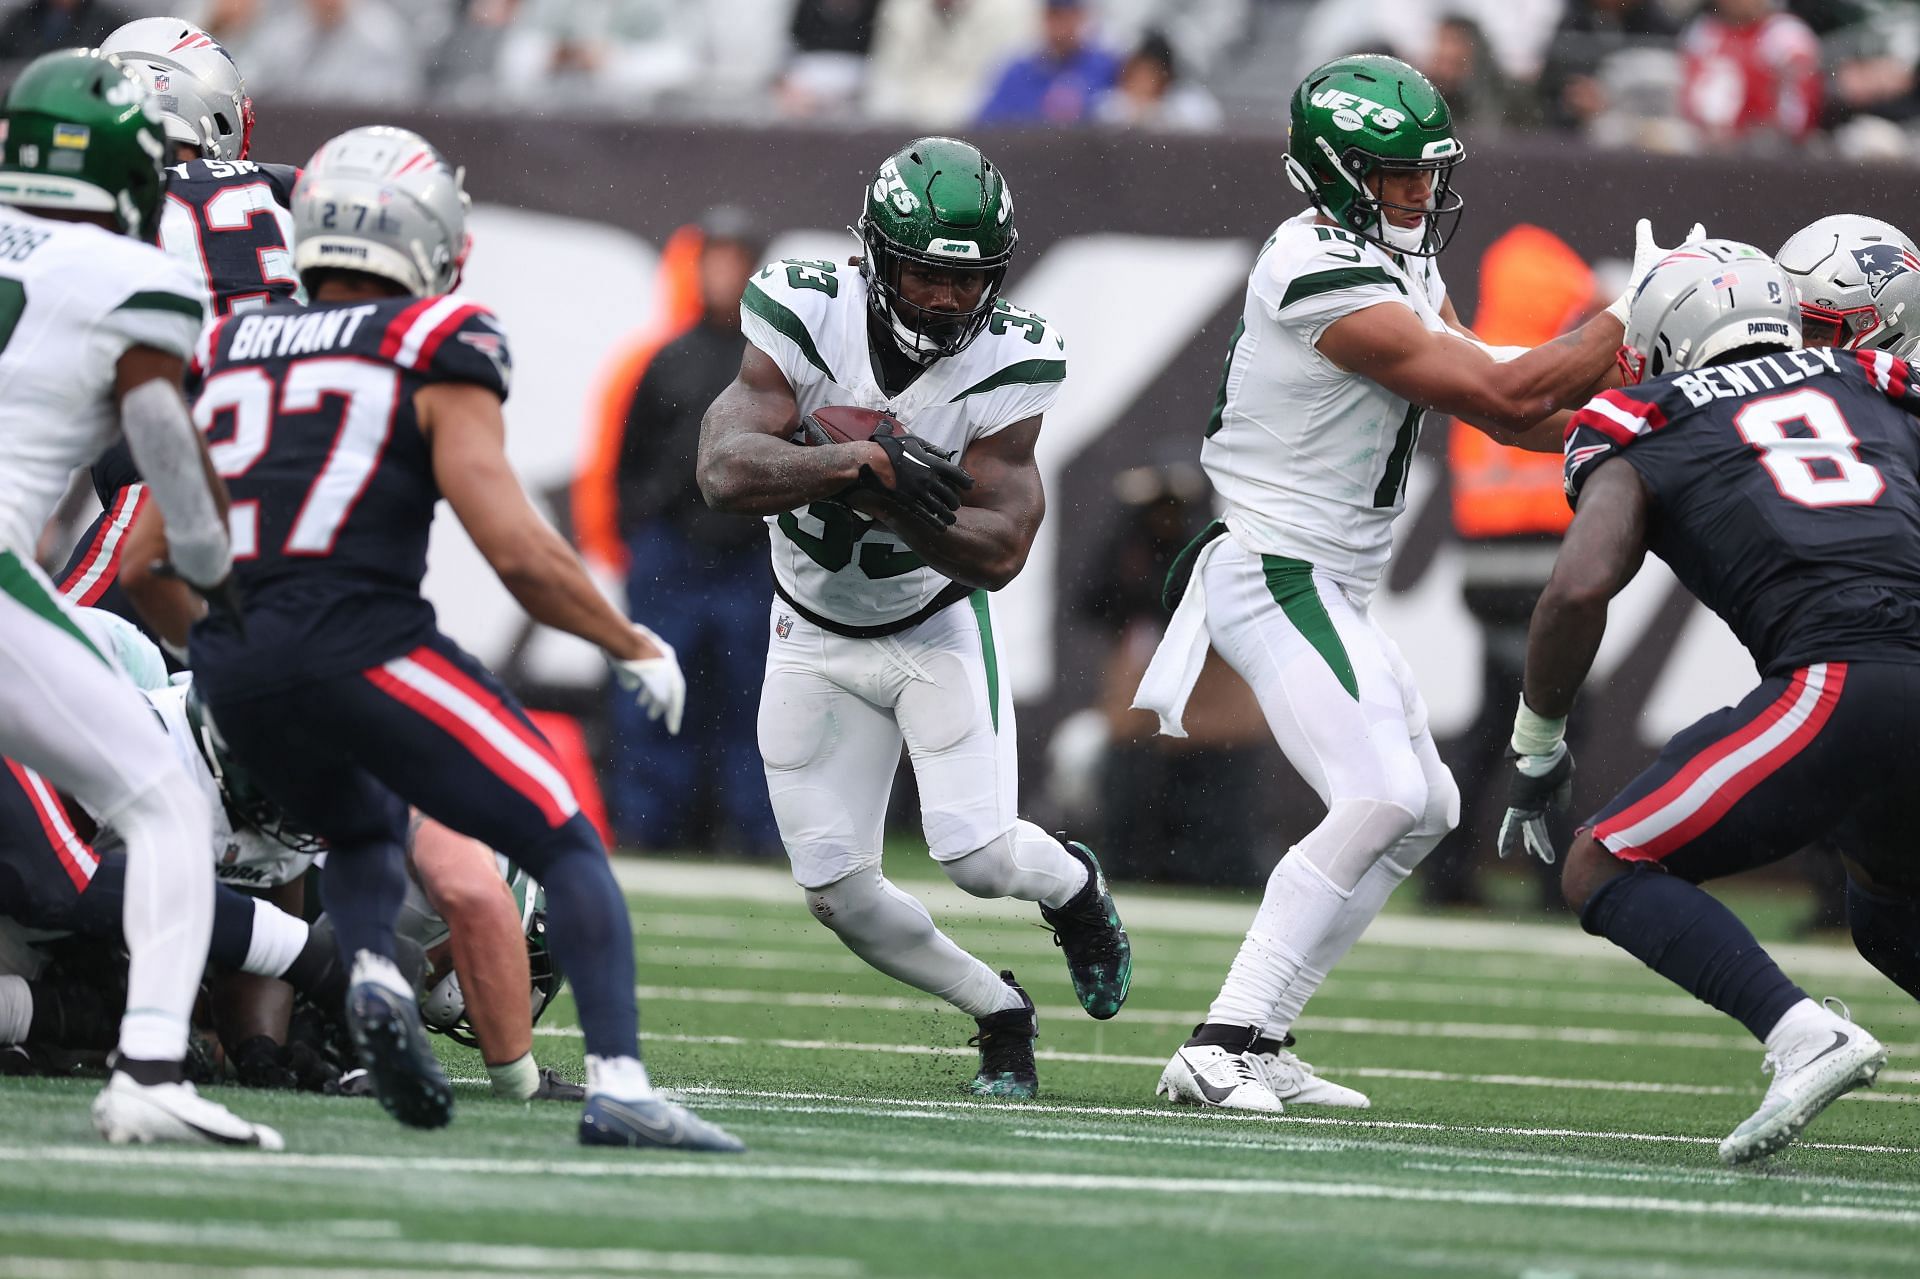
left=188, top=294, right=513, bottom=699
left=1564, top=346, right=1920, bottom=675
left=740, top=258, right=1066, bottom=627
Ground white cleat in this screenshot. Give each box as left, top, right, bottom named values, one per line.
left=91, top=1072, right=285, bottom=1151
left=1719, top=998, right=1886, bottom=1167
left=1250, top=1034, right=1370, bottom=1109
left=1156, top=1044, right=1283, bottom=1113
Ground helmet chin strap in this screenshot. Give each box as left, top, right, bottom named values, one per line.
left=1379, top=217, right=1428, bottom=253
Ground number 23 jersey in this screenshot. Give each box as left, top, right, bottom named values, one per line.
left=1564, top=346, right=1920, bottom=676
left=187, top=294, right=513, bottom=699
left=739, top=258, right=1066, bottom=627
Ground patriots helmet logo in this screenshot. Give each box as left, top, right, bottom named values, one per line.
left=1851, top=243, right=1920, bottom=297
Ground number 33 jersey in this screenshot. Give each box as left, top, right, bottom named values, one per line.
left=739, top=257, right=1066, bottom=628
left=1564, top=346, right=1920, bottom=676
left=187, top=295, right=513, bottom=699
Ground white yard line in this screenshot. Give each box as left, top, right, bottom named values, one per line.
left=613, top=857, right=1889, bottom=981
left=3, top=1142, right=1912, bottom=1228
left=622, top=983, right=1920, bottom=1054
left=0, top=1213, right=860, bottom=1277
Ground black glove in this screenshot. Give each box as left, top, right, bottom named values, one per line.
left=1498, top=743, right=1574, bottom=865
left=852, top=424, right=975, bottom=533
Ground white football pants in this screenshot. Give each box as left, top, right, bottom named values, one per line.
left=0, top=551, right=213, bottom=1062
left=1197, top=538, right=1458, bottom=1031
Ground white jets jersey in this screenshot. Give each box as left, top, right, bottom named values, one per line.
left=0, top=205, right=206, bottom=559
left=87, top=680, right=317, bottom=890
left=1203, top=209, right=1452, bottom=591
left=740, top=257, right=1066, bottom=626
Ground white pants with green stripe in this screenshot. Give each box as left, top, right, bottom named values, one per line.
left=0, top=550, right=214, bottom=1062
left=1200, top=536, right=1457, bottom=852
left=758, top=594, right=1018, bottom=889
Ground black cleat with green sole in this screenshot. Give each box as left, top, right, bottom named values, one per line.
left=1041, top=840, right=1132, bottom=1020
left=967, top=971, right=1038, bottom=1099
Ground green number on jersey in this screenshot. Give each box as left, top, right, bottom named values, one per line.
left=778, top=502, right=926, bottom=579
left=784, top=260, right=839, bottom=297
left=988, top=301, right=1045, bottom=344
left=0, top=278, right=25, bottom=354
left=1372, top=403, right=1422, bottom=508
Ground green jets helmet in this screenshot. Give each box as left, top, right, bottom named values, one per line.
left=0, top=49, right=168, bottom=242
left=420, top=865, right=563, bottom=1048
left=857, top=135, right=1017, bottom=360
left=1284, top=55, right=1465, bottom=258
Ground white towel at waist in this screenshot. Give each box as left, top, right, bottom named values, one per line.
left=1129, top=532, right=1230, bottom=739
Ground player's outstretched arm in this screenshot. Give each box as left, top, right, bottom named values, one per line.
left=698, top=345, right=901, bottom=515
left=857, top=417, right=1044, bottom=592
left=1521, top=458, right=1651, bottom=719
left=1318, top=302, right=1625, bottom=447
left=421, top=382, right=659, bottom=665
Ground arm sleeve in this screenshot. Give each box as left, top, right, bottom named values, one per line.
left=120, top=378, right=230, bottom=587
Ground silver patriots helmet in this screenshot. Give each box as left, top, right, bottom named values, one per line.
left=1622, top=239, right=1801, bottom=383
left=291, top=126, right=470, bottom=297
left=1776, top=213, right=1920, bottom=357
left=99, top=17, right=252, bottom=162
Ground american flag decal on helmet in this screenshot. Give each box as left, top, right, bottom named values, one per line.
left=1709, top=272, right=1740, bottom=290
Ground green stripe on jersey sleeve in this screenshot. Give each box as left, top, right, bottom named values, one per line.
left=949, top=358, right=1066, bottom=402
left=116, top=290, right=205, bottom=320
left=742, top=281, right=835, bottom=381
left=1278, top=266, right=1406, bottom=311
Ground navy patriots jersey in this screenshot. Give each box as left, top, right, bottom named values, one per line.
left=188, top=294, right=513, bottom=699
left=1564, top=346, right=1920, bottom=675
left=160, top=158, right=301, bottom=316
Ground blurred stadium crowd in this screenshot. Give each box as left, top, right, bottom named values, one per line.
left=4, top=1, right=1920, bottom=156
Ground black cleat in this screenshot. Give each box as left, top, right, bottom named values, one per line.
left=531, top=1067, right=586, bottom=1102
left=579, top=1094, right=746, bottom=1152
left=967, top=971, right=1038, bottom=1099
left=345, top=958, right=452, bottom=1130
left=1040, top=840, right=1132, bottom=1020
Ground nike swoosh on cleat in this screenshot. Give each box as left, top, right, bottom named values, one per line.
left=1187, top=1062, right=1244, bottom=1107
left=1803, top=1030, right=1852, bottom=1067
left=180, top=1118, right=264, bottom=1147
left=595, top=1099, right=686, bottom=1144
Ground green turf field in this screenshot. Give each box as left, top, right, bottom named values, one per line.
left=3, top=858, right=1916, bottom=1279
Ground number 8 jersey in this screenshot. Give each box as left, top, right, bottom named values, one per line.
left=188, top=294, right=513, bottom=699
left=1563, top=345, right=1920, bottom=676
left=740, top=257, right=1066, bottom=628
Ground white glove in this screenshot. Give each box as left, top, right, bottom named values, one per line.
left=1605, top=219, right=1708, bottom=326
left=611, top=625, right=684, bottom=736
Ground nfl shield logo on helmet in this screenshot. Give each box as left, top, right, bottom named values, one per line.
left=153, top=72, right=171, bottom=92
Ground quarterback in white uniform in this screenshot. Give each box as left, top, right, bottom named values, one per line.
left=0, top=50, right=276, bottom=1147
left=699, top=137, right=1131, bottom=1098
left=1140, top=56, right=1689, bottom=1112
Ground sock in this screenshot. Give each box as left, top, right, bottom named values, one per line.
left=1205, top=853, right=1348, bottom=1027
left=240, top=899, right=311, bottom=978
left=943, top=821, right=1088, bottom=910
left=110, top=780, right=215, bottom=1063
left=1581, top=866, right=1806, bottom=1042
left=319, top=842, right=409, bottom=965
left=1184, top=1021, right=1260, bottom=1051
left=1264, top=851, right=1418, bottom=1036
left=281, top=928, right=347, bottom=1010
left=1847, top=879, right=1920, bottom=1001
left=487, top=1051, right=540, bottom=1100
left=512, top=817, right=639, bottom=1061
left=0, top=975, right=29, bottom=1045
left=809, top=867, right=1024, bottom=1017
left=1764, top=997, right=1832, bottom=1055
left=586, top=1052, right=652, bottom=1100
left=115, top=1056, right=183, bottom=1086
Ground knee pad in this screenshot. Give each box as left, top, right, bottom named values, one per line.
left=941, top=833, right=1019, bottom=900
left=804, top=866, right=932, bottom=939
left=1299, top=796, right=1422, bottom=892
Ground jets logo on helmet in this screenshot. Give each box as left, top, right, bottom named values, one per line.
left=1284, top=55, right=1465, bottom=258
left=856, top=135, right=1018, bottom=361
left=0, top=49, right=170, bottom=242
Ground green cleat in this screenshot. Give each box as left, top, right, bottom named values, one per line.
left=1041, top=840, right=1133, bottom=1020
left=966, top=972, right=1038, bottom=1099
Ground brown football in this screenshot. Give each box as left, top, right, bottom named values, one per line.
left=796, top=405, right=892, bottom=446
